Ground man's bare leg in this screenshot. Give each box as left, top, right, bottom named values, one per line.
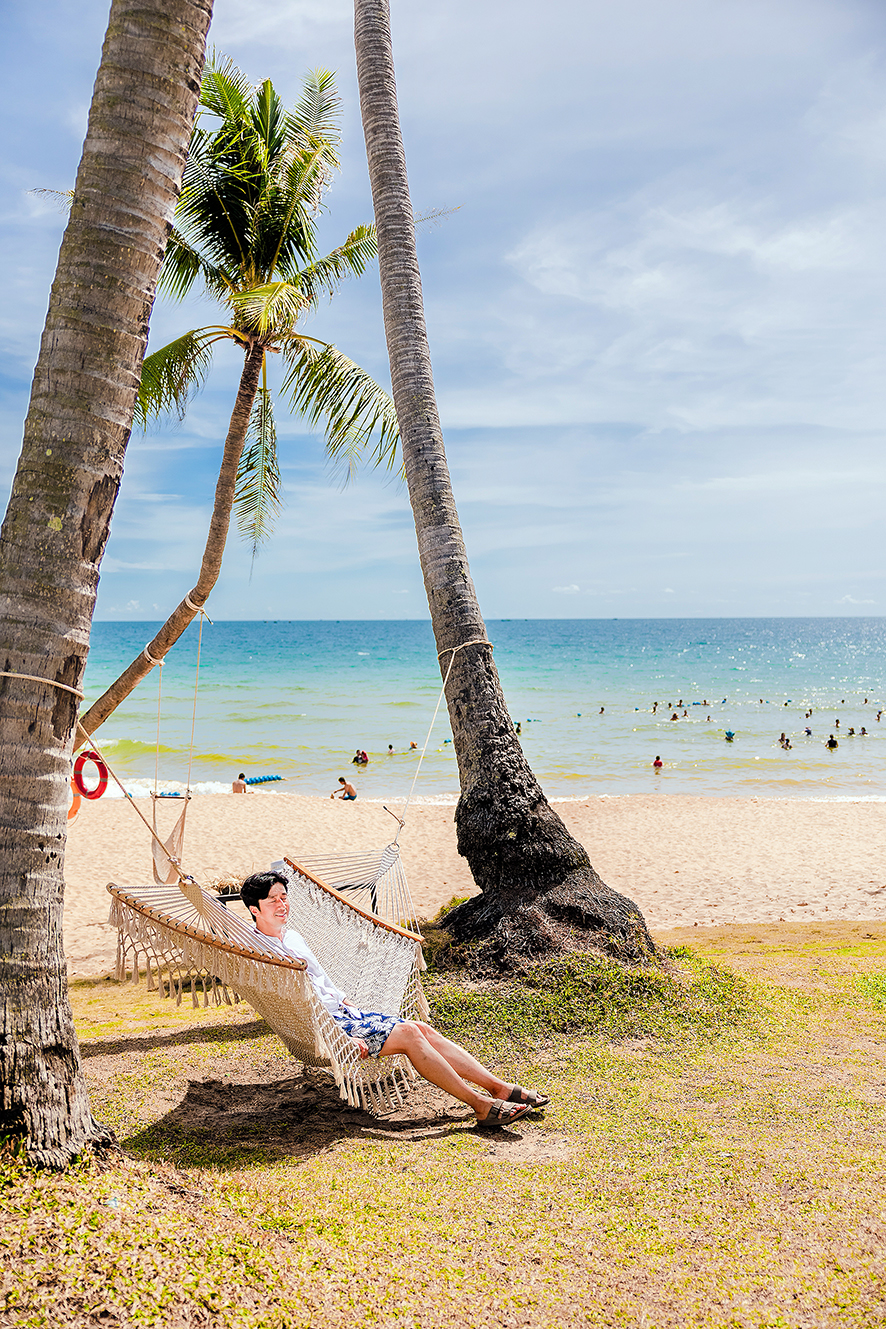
left=410, top=1022, right=512, bottom=1097
left=379, top=1022, right=514, bottom=1121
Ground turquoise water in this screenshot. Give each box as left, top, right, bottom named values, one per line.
left=81, top=619, right=886, bottom=801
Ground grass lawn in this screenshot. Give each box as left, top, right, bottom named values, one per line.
left=3, top=922, right=886, bottom=1328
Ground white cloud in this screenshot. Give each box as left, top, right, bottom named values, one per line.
left=6, top=0, right=886, bottom=619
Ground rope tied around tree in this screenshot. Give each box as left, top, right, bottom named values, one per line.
left=0, top=671, right=85, bottom=699
left=388, top=638, right=493, bottom=840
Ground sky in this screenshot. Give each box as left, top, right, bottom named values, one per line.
left=3, top=0, right=886, bottom=620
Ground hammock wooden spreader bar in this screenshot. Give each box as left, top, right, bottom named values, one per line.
left=107, top=856, right=428, bottom=1114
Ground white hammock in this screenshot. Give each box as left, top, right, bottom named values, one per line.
left=107, top=855, right=428, bottom=1114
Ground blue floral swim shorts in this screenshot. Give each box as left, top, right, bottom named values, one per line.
left=331, top=1008, right=402, bottom=1056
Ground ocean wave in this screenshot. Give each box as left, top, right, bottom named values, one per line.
left=103, top=780, right=232, bottom=799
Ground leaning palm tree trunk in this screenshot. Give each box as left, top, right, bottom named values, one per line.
left=79, top=340, right=263, bottom=740
left=354, top=0, right=653, bottom=972
left=0, top=0, right=212, bottom=1167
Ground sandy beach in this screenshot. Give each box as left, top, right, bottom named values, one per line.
left=62, top=790, right=886, bottom=977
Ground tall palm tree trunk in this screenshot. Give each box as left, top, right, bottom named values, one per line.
left=354, top=0, right=653, bottom=973
left=0, top=0, right=212, bottom=1167
left=79, top=340, right=264, bottom=740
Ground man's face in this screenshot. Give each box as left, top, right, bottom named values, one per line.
left=252, top=881, right=289, bottom=932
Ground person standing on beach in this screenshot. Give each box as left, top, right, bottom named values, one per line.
left=331, top=778, right=358, bottom=800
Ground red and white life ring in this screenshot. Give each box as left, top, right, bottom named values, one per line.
left=73, top=750, right=109, bottom=800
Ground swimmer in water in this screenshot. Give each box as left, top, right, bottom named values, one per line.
left=653, top=755, right=663, bottom=770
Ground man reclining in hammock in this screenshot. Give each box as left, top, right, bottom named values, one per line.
left=241, top=871, right=548, bottom=1129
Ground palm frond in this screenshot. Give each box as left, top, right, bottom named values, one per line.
left=281, top=337, right=400, bottom=472
left=251, top=78, right=287, bottom=169
left=230, top=282, right=308, bottom=334
left=135, top=328, right=229, bottom=428
left=289, top=69, right=342, bottom=150
left=233, top=226, right=378, bottom=332
left=234, top=387, right=282, bottom=557
left=282, top=224, right=378, bottom=298
left=29, top=188, right=74, bottom=212
left=413, top=205, right=461, bottom=233
left=158, top=228, right=233, bottom=302
left=199, top=54, right=254, bottom=130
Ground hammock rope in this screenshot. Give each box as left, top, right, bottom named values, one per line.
left=0, top=671, right=85, bottom=699
left=148, top=607, right=209, bottom=884
left=392, top=637, right=492, bottom=841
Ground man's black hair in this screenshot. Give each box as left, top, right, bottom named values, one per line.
left=240, top=870, right=288, bottom=914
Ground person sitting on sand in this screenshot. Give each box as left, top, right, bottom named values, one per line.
left=240, top=871, right=547, bottom=1128
left=330, top=777, right=357, bottom=801
left=232, top=772, right=247, bottom=794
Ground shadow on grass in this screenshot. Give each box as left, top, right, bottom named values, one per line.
left=80, top=1020, right=269, bottom=1059
left=121, top=1072, right=491, bottom=1167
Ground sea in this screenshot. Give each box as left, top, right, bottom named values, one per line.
left=79, top=618, right=886, bottom=803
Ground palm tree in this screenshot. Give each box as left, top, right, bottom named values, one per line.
left=0, top=0, right=213, bottom=1168
left=353, top=0, right=654, bottom=972
left=79, top=58, right=398, bottom=740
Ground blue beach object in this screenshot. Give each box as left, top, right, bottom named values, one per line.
left=244, top=774, right=283, bottom=785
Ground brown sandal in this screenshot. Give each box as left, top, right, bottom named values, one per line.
left=475, top=1099, right=531, bottom=1130
left=507, top=1084, right=550, bottom=1108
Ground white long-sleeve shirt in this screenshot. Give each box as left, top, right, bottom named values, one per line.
left=254, top=925, right=351, bottom=1016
